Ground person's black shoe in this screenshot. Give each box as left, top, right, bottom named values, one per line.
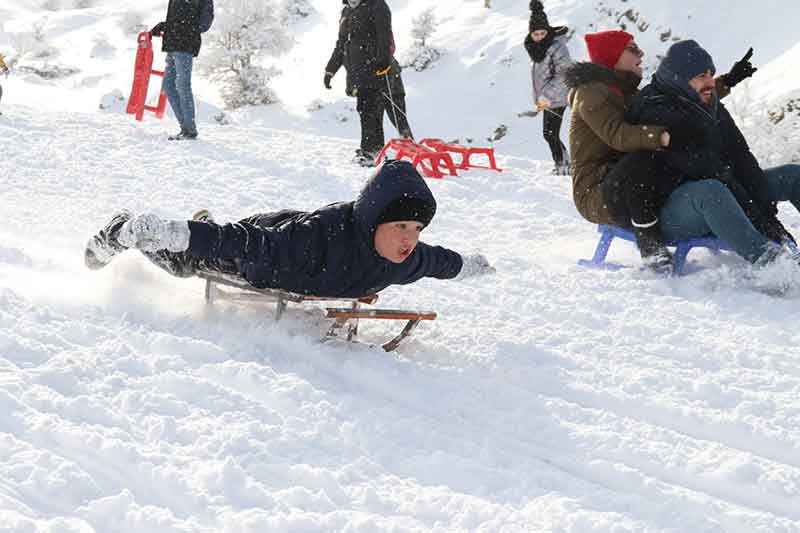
left=168, top=130, right=198, bottom=141
left=85, top=210, right=133, bottom=270
left=353, top=149, right=378, bottom=167
left=633, top=223, right=673, bottom=274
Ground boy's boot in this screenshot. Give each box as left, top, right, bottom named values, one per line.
left=84, top=210, right=133, bottom=270
left=632, top=219, right=673, bottom=274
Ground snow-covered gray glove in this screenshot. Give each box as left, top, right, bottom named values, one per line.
left=117, top=213, right=190, bottom=253
left=454, top=253, right=496, bottom=280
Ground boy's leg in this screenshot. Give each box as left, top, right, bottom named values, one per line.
left=139, top=250, right=241, bottom=279
left=601, top=152, right=679, bottom=224
left=602, top=152, right=680, bottom=269
left=660, top=179, right=771, bottom=263
left=162, top=53, right=184, bottom=129
left=172, top=52, right=197, bottom=137
left=763, top=164, right=800, bottom=212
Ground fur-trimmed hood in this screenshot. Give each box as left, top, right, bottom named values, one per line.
left=565, top=62, right=643, bottom=108
left=564, top=61, right=641, bottom=92
left=564, top=61, right=617, bottom=89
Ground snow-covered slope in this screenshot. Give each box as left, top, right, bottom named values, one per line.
left=2, top=1, right=800, bottom=532
left=2, top=0, right=799, bottom=158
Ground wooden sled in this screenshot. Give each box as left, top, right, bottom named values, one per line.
left=197, top=271, right=436, bottom=352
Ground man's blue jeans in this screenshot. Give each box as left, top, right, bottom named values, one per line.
left=163, top=52, right=196, bottom=135
left=660, top=164, right=800, bottom=262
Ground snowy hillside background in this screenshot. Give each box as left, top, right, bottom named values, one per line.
left=2, top=0, right=800, bottom=531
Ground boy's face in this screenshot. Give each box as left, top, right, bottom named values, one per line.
left=374, top=221, right=424, bottom=263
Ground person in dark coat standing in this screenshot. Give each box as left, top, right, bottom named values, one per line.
left=84, top=161, right=495, bottom=298
left=324, top=0, right=397, bottom=166
left=150, top=0, right=215, bottom=141
left=625, top=40, right=800, bottom=265
left=524, top=1, right=572, bottom=175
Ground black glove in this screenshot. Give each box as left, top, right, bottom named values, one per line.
left=723, top=48, right=757, bottom=88
left=150, top=22, right=166, bottom=37
left=323, top=72, right=333, bottom=89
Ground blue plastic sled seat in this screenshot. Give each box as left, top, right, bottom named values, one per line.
left=578, top=224, right=734, bottom=275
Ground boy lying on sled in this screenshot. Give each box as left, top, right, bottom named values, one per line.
left=85, top=160, right=494, bottom=295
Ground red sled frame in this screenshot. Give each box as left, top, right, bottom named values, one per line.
left=126, top=32, right=167, bottom=121
left=374, top=138, right=458, bottom=179
left=419, top=138, right=502, bottom=172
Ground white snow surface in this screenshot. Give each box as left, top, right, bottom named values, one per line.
left=2, top=1, right=800, bottom=531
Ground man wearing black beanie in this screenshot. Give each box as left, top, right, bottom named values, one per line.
left=623, top=40, right=800, bottom=268
left=85, top=161, right=495, bottom=298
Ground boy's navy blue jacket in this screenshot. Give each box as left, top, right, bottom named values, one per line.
left=186, top=161, right=464, bottom=298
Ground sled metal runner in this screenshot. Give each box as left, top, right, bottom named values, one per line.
left=198, top=271, right=436, bottom=351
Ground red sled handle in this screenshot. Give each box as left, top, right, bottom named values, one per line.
left=127, top=32, right=167, bottom=121
left=137, top=31, right=152, bottom=50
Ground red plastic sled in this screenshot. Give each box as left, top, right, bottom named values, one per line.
left=374, top=138, right=458, bottom=179
left=419, top=138, right=502, bottom=172
left=126, top=32, right=167, bottom=121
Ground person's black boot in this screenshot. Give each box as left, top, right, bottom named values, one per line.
left=168, top=130, right=198, bottom=141
left=84, top=210, right=133, bottom=270
left=353, top=149, right=378, bottom=167
left=633, top=221, right=673, bottom=274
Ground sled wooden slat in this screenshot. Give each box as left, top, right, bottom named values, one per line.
left=197, top=270, right=435, bottom=351
left=325, top=309, right=437, bottom=321
left=198, top=271, right=378, bottom=305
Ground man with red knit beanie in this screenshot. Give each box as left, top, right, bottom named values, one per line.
left=564, top=31, right=756, bottom=273
left=584, top=30, right=632, bottom=69
left=564, top=31, right=678, bottom=271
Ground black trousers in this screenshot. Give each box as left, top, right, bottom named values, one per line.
left=357, top=88, right=385, bottom=155
left=138, top=212, right=291, bottom=279
left=601, top=151, right=683, bottom=226
left=543, top=106, right=567, bottom=166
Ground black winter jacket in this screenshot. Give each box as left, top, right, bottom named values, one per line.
left=161, top=0, right=214, bottom=57
left=626, top=76, right=785, bottom=240
left=185, top=161, right=464, bottom=298
left=325, top=0, right=393, bottom=95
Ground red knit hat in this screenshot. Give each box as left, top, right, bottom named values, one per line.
left=584, top=30, right=634, bottom=69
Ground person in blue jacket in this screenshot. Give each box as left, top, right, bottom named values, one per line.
left=85, top=161, right=494, bottom=298
left=149, top=0, right=215, bottom=141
